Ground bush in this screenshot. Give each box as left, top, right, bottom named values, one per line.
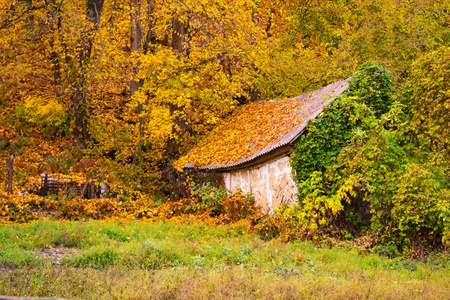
left=346, top=61, right=395, bottom=117
left=285, top=61, right=450, bottom=253
left=291, top=62, right=394, bottom=185
left=15, top=96, right=69, bottom=135
left=336, top=114, right=450, bottom=251
left=188, top=182, right=230, bottom=215
left=402, top=46, right=450, bottom=159
left=288, top=62, right=394, bottom=240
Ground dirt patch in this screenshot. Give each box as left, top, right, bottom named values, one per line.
left=33, top=246, right=79, bottom=265
left=0, top=265, right=19, bottom=273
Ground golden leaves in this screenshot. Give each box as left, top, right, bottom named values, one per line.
left=176, top=96, right=306, bottom=169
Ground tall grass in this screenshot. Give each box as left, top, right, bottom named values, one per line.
left=0, top=220, right=449, bottom=299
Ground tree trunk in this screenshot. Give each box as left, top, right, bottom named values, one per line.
left=130, top=0, right=143, bottom=160
left=171, top=17, right=187, bottom=53
left=7, top=155, right=13, bottom=194
left=166, top=17, right=189, bottom=159
left=71, top=0, right=105, bottom=148
left=130, top=0, right=142, bottom=98
left=159, top=16, right=190, bottom=198
left=45, top=0, right=63, bottom=97
left=129, top=0, right=158, bottom=162
left=143, top=0, right=156, bottom=54
left=166, top=103, right=188, bottom=158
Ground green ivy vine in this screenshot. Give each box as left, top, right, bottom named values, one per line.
left=291, top=61, right=394, bottom=188
left=287, top=61, right=450, bottom=252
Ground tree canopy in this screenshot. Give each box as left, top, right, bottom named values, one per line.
left=1, top=0, right=449, bottom=203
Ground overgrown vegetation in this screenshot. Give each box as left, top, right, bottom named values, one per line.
left=1, top=0, right=450, bottom=282
left=0, top=185, right=259, bottom=225
left=1, top=0, right=450, bottom=194
left=277, top=57, right=450, bottom=255
left=0, top=220, right=449, bottom=299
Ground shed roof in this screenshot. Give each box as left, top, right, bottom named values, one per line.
left=176, top=79, right=349, bottom=171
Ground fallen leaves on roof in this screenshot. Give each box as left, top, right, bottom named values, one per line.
left=175, top=98, right=304, bottom=170
left=175, top=80, right=348, bottom=170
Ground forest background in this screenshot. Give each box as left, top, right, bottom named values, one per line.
left=1, top=0, right=450, bottom=252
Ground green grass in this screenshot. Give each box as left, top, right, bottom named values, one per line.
left=1, top=220, right=449, bottom=299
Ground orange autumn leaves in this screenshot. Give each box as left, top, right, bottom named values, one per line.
left=176, top=79, right=349, bottom=170
left=176, top=96, right=305, bottom=169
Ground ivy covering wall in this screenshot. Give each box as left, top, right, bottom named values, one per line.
left=287, top=60, right=450, bottom=253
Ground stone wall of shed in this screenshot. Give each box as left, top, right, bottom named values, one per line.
left=223, top=155, right=297, bottom=212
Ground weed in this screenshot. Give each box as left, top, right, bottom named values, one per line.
left=191, top=255, right=206, bottom=269
left=140, top=240, right=181, bottom=270
left=102, top=227, right=129, bottom=242
left=188, top=182, right=229, bottom=215
left=0, top=220, right=449, bottom=299
left=0, top=244, right=36, bottom=267
left=68, top=247, right=120, bottom=269
left=373, top=243, right=400, bottom=258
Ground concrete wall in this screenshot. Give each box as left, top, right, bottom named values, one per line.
left=223, top=155, right=297, bottom=211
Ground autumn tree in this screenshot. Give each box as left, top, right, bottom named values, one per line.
left=402, top=46, right=450, bottom=159
left=1, top=0, right=449, bottom=195
left=71, top=0, right=105, bottom=149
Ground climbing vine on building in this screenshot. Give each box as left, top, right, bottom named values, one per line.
left=288, top=61, right=450, bottom=253
left=291, top=62, right=394, bottom=188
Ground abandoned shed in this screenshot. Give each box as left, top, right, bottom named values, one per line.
left=176, top=79, right=349, bottom=211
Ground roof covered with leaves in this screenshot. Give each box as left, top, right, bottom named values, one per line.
left=176, top=79, right=349, bottom=170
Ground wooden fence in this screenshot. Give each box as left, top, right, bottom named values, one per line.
left=5, top=155, right=109, bottom=198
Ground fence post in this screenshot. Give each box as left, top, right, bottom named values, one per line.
left=7, top=154, right=13, bottom=194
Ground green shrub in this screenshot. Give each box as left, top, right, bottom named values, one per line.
left=287, top=61, right=450, bottom=252
left=188, top=182, right=230, bottom=215
left=334, top=102, right=450, bottom=250
left=346, top=61, right=395, bottom=117
left=288, top=62, right=394, bottom=239
left=291, top=97, right=373, bottom=185
left=14, top=96, right=69, bottom=135
left=402, top=46, right=450, bottom=159
left=291, top=61, right=394, bottom=186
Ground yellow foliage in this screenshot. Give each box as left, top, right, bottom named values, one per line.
left=0, top=189, right=259, bottom=225
left=175, top=96, right=305, bottom=169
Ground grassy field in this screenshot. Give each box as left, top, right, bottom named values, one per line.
left=1, top=219, right=449, bottom=299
